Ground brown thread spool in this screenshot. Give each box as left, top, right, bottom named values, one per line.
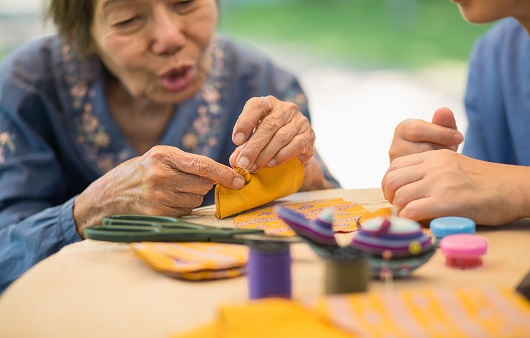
left=324, top=257, right=369, bottom=294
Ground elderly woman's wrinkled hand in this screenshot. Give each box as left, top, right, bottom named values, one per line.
left=228, top=95, right=315, bottom=172
left=74, top=145, right=244, bottom=235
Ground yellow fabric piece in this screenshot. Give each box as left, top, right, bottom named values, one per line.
left=315, top=287, right=530, bottom=337
left=175, top=298, right=354, bottom=338
left=214, top=157, right=304, bottom=219
left=130, top=242, right=248, bottom=281
left=235, top=199, right=387, bottom=236
left=175, top=288, right=530, bottom=338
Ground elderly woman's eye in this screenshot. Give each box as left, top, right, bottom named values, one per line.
left=172, top=0, right=196, bottom=11
left=114, top=17, right=139, bottom=27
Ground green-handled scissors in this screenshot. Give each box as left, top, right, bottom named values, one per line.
left=84, top=214, right=266, bottom=244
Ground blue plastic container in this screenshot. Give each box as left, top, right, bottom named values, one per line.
left=430, top=217, right=476, bottom=246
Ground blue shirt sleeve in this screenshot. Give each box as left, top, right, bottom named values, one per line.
left=0, top=197, right=80, bottom=293
left=0, top=65, right=83, bottom=294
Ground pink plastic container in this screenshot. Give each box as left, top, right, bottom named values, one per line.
left=439, top=234, right=488, bottom=269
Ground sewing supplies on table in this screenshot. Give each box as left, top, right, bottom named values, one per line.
left=275, top=206, right=370, bottom=294
left=84, top=214, right=301, bottom=295
left=350, top=216, right=435, bottom=278
left=430, top=216, right=476, bottom=246
left=439, top=234, right=488, bottom=269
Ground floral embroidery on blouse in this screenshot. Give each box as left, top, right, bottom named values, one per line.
left=0, top=130, right=15, bottom=164
left=181, top=42, right=226, bottom=157
left=60, top=42, right=132, bottom=173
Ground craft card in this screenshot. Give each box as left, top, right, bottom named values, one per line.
left=234, top=198, right=392, bottom=236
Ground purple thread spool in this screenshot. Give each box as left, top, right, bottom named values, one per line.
left=247, top=241, right=291, bottom=299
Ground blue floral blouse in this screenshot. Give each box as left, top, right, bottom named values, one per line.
left=0, top=35, right=339, bottom=293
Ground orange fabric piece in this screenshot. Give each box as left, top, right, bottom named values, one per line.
left=214, top=157, right=304, bottom=219
left=175, top=298, right=354, bottom=338
left=130, top=242, right=248, bottom=281
left=357, top=207, right=392, bottom=224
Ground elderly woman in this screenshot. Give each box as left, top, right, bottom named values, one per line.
left=0, top=0, right=338, bottom=292
left=382, top=0, right=530, bottom=225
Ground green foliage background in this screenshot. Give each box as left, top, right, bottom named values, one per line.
left=218, top=0, right=491, bottom=68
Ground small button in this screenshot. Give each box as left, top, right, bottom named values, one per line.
left=439, top=234, right=487, bottom=269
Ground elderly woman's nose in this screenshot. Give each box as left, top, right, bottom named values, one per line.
left=150, top=12, right=186, bottom=55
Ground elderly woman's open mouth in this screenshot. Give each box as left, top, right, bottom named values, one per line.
left=160, top=66, right=194, bottom=92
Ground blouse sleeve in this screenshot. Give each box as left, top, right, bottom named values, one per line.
left=0, top=78, right=82, bottom=295
left=281, top=78, right=341, bottom=188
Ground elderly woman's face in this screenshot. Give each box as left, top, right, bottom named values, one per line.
left=91, top=0, right=217, bottom=104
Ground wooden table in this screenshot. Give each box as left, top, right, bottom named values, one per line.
left=0, top=188, right=529, bottom=338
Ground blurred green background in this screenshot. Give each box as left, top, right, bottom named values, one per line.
left=217, top=0, right=491, bottom=69
left=0, top=0, right=492, bottom=68
left=0, top=48, right=8, bottom=61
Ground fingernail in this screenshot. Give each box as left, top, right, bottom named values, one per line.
left=233, top=176, right=245, bottom=188
left=453, top=133, right=464, bottom=143
left=267, top=159, right=276, bottom=167
left=250, top=164, right=257, bottom=172
left=236, top=156, right=250, bottom=168
left=234, top=132, right=245, bottom=144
